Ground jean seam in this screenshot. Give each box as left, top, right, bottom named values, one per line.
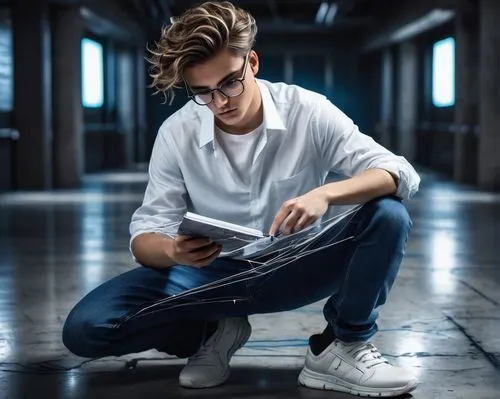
left=329, top=217, right=363, bottom=329
left=111, top=298, right=168, bottom=328
left=111, top=311, right=136, bottom=329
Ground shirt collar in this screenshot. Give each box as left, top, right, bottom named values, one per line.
left=198, top=79, right=287, bottom=148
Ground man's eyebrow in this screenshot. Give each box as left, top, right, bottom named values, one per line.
left=189, top=70, right=240, bottom=90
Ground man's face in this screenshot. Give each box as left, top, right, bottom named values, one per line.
left=184, top=48, right=260, bottom=132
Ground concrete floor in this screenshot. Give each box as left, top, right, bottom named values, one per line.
left=0, top=169, right=499, bottom=399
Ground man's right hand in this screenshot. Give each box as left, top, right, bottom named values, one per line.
left=168, top=235, right=222, bottom=268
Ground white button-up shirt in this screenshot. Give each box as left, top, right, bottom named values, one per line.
left=130, top=79, right=420, bottom=252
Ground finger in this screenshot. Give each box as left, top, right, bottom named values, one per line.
left=293, top=213, right=311, bottom=233
left=294, top=213, right=318, bottom=232
left=301, top=217, right=316, bottom=231
left=177, top=237, right=213, bottom=251
left=176, top=234, right=191, bottom=241
left=177, top=234, right=211, bottom=244
left=282, top=209, right=303, bottom=235
left=193, top=245, right=222, bottom=267
left=269, top=203, right=293, bottom=236
left=205, top=246, right=223, bottom=265
left=176, top=234, right=203, bottom=242
left=188, top=243, right=218, bottom=259
left=192, top=243, right=221, bottom=261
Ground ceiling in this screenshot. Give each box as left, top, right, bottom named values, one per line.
left=125, top=0, right=405, bottom=35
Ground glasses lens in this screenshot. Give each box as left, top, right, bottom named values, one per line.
left=220, top=80, right=244, bottom=97
left=194, top=93, right=212, bottom=105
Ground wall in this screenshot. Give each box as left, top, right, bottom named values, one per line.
left=0, top=0, right=149, bottom=191
left=81, top=0, right=147, bottom=174
left=478, top=0, right=500, bottom=190
left=356, top=0, right=500, bottom=189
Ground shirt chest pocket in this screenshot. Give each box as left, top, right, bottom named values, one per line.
left=269, top=168, right=318, bottom=208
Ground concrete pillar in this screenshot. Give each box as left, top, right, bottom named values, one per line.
left=396, top=41, right=418, bottom=160
left=478, top=0, right=500, bottom=189
left=135, top=47, right=147, bottom=164
left=454, top=0, right=479, bottom=184
left=116, top=47, right=135, bottom=168
left=51, top=5, right=84, bottom=188
left=12, top=0, right=52, bottom=190
left=380, top=47, right=394, bottom=149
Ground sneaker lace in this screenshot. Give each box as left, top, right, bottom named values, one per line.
left=347, top=342, right=389, bottom=369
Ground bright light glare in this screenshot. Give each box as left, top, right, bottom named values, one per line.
left=315, top=2, right=329, bottom=25
left=81, top=38, right=104, bottom=108
left=325, top=4, right=338, bottom=26
left=432, top=37, right=455, bottom=107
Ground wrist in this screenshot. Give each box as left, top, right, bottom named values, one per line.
left=315, top=184, right=336, bottom=205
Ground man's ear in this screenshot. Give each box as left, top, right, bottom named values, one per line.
left=249, top=50, right=259, bottom=76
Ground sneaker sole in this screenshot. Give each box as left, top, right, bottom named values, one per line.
left=181, top=320, right=252, bottom=389
left=298, top=366, right=418, bottom=397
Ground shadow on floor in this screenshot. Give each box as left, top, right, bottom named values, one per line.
left=4, top=365, right=416, bottom=399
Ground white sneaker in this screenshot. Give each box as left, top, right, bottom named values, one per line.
left=298, top=339, right=418, bottom=397
left=179, top=317, right=251, bottom=388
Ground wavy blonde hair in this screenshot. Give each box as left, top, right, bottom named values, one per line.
left=148, top=1, right=257, bottom=101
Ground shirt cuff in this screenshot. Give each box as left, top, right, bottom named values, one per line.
left=372, top=161, right=420, bottom=200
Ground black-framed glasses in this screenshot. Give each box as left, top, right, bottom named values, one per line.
left=185, top=52, right=249, bottom=106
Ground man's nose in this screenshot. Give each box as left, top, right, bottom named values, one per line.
left=213, top=90, right=229, bottom=108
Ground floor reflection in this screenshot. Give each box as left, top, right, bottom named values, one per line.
left=81, top=200, right=105, bottom=291
left=430, top=230, right=457, bottom=294
left=0, top=169, right=499, bottom=398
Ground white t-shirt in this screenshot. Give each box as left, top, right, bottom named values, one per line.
left=215, top=123, right=264, bottom=185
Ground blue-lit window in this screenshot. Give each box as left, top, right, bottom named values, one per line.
left=0, top=17, right=13, bottom=112
left=432, top=37, right=455, bottom=107
left=81, top=38, right=104, bottom=108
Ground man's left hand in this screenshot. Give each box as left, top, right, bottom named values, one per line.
left=269, top=189, right=329, bottom=236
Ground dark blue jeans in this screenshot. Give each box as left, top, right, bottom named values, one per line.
left=63, top=196, right=411, bottom=359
